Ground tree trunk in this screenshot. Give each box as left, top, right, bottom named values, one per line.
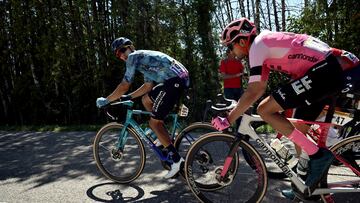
left=238, top=0, right=246, bottom=17
left=259, top=2, right=267, bottom=29
left=323, top=0, right=332, bottom=41
left=281, top=0, right=286, bottom=31
left=332, top=0, right=338, bottom=41
left=272, top=0, right=280, bottom=31
left=251, top=0, right=255, bottom=21
left=216, top=0, right=226, bottom=28
left=225, top=0, right=233, bottom=21
left=266, top=0, right=272, bottom=30
left=181, top=0, right=195, bottom=79
left=247, top=0, right=251, bottom=19
left=255, top=0, right=260, bottom=32
left=304, top=0, right=309, bottom=8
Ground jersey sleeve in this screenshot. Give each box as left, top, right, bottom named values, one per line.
left=248, top=37, right=270, bottom=83
left=122, top=55, right=136, bottom=83
left=143, top=75, right=153, bottom=83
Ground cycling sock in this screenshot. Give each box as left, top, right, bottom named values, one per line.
left=166, top=144, right=181, bottom=162
left=288, top=128, right=319, bottom=155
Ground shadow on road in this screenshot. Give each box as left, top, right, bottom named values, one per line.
left=0, top=130, right=192, bottom=202
left=85, top=181, right=195, bottom=203
left=86, top=182, right=144, bottom=202
left=0, top=131, right=99, bottom=188
left=0, top=131, right=302, bottom=203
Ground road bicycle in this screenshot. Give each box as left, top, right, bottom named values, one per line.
left=261, top=90, right=360, bottom=179
left=184, top=106, right=360, bottom=202
left=198, top=93, right=304, bottom=179
left=93, top=99, right=216, bottom=184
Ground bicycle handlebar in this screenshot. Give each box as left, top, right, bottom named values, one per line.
left=100, top=99, right=134, bottom=110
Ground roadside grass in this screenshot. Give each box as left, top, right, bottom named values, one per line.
left=0, top=125, right=103, bottom=132
left=255, top=124, right=275, bottom=134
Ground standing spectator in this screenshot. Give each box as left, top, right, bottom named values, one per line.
left=219, top=48, right=244, bottom=101
left=218, top=48, right=245, bottom=128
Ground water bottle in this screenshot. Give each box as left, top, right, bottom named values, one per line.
left=270, top=138, right=296, bottom=167
left=296, top=149, right=309, bottom=176
left=326, top=127, right=340, bottom=147
left=145, top=128, right=162, bottom=147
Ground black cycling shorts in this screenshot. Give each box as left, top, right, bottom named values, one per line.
left=148, top=77, right=187, bottom=120
left=292, top=99, right=329, bottom=121
left=272, top=55, right=344, bottom=112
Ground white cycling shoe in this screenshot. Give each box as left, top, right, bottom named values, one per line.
left=164, top=157, right=184, bottom=179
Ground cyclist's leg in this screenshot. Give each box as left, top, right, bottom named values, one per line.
left=292, top=100, right=328, bottom=153
left=258, top=55, right=344, bottom=194
left=281, top=101, right=329, bottom=200
left=148, top=77, right=186, bottom=178
left=148, top=79, right=183, bottom=147
left=257, top=100, right=332, bottom=200
left=141, top=94, right=153, bottom=112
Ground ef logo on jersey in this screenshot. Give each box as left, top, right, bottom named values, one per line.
left=291, top=76, right=312, bottom=95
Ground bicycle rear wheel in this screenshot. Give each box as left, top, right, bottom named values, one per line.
left=185, top=132, right=268, bottom=203
left=93, top=122, right=146, bottom=183
left=321, top=135, right=360, bottom=202
left=174, top=122, right=217, bottom=158
left=174, top=122, right=219, bottom=188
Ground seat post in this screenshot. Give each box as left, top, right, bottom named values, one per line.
left=325, top=96, right=337, bottom=123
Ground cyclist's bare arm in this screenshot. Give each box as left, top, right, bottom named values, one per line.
left=227, top=81, right=267, bottom=124
left=107, top=81, right=131, bottom=102
left=128, top=82, right=154, bottom=99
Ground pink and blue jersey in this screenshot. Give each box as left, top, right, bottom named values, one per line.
left=249, top=30, right=332, bottom=83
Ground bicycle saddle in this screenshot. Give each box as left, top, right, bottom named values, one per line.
left=342, top=64, right=360, bottom=97
left=211, top=93, right=237, bottom=112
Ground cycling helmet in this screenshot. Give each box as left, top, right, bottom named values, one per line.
left=111, top=37, right=133, bottom=54
left=221, top=18, right=256, bottom=46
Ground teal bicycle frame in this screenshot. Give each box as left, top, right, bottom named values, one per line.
left=112, top=100, right=182, bottom=163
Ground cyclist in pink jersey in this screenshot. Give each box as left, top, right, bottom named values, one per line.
left=211, top=18, right=360, bottom=200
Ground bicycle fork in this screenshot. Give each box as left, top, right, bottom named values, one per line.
left=217, top=136, right=242, bottom=183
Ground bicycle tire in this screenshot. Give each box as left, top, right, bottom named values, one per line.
left=174, top=122, right=220, bottom=189
left=320, top=135, right=360, bottom=202
left=185, top=132, right=268, bottom=203
left=174, top=122, right=217, bottom=157
left=93, top=122, right=146, bottom=183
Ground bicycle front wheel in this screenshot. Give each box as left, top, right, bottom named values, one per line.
left=320, top=135, right=360, bottom=202
left=93, top=122, right=146, bottom=183
left=185, top=132, right=268, bottom=203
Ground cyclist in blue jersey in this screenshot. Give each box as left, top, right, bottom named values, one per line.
left=96, top=37, right=189, bottom=178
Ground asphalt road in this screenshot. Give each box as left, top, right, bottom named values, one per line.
left=0, top=131, right=315, bottom=203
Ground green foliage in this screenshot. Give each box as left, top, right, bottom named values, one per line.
left=2, top=0, right=359, bottom=126
left=0, top=0, right=220, bottom=125
left=287, top=0, right=360, bottom=56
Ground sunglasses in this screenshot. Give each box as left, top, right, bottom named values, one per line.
left=116, top=46, right=130, bottom=55
left=229, top=41, right=239, bottom=51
